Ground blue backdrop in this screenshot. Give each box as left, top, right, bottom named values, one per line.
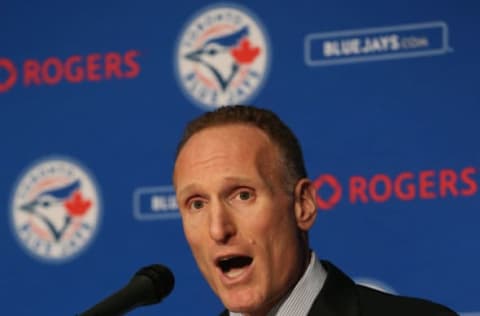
left=1, top=1, right=479, bottom=315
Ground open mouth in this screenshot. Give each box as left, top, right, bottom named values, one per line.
left=217, top=256, right=253, bottom=278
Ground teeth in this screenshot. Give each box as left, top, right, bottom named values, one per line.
left=225, top=267, right=245, bottom=278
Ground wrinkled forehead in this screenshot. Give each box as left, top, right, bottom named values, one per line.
left=173, top=124, right=284, bottom=183
left=177, top=123, right=276, bottom=159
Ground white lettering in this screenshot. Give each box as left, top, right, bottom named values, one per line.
left=151, top=195, right=178, bottom=212
left=323, top=41, right=340, bottom=57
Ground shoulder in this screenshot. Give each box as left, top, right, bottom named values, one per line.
left=318, top=260, right=458, bottom=316
left=218, top=309, right=228, bottom=316
left=355, top=284, right=459, bottom=316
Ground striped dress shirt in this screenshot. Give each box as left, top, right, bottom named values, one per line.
left=230, top=252, right=327, bottom=316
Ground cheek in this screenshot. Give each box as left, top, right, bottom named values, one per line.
left=182, top=217, right=203, bottom=250
left=259, top=204, right=296, bottom=232
left=247, top=207, right=294, bottom=251
left=262, top=210, right=299, bottom=254
left=182, top=217, right=213, bottom=263
left=183, top=224, right=211, bottom=274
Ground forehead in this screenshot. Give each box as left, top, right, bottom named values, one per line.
left=173, top=124, right=280, bottom=181
left=179, top=124, right=274, bottom=157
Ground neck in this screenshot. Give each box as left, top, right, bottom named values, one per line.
left=242, top=249, right=312, bottom=316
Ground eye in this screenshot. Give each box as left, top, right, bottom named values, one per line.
left=207, top=48, right=218, bottom=55
left=189, top=199, right=206, bottom=211
left=238, top=191, right=251, bottom=200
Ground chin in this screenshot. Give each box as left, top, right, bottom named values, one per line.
left=226, top=303, right=260, bottom=315
left=223, top=295, right=253, bottom=312
left=221, top=290, right=267, bottom=315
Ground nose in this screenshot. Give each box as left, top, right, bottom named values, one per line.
left=208, top=201, right=236, bottom=244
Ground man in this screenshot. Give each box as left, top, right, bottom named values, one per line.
left=173, top=105, right=458, bottom=316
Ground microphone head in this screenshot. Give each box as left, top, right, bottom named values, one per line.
left=135, top=264, right=175, bottom=302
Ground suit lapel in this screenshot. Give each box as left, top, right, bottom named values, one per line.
left=307, top=261, right=360, bottom=316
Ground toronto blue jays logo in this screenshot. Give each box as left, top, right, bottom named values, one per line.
left=11, top=157, right=101, bottom=263
left=176, top=4, right=270, bottom=109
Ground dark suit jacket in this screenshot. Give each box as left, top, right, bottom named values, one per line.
left=220, top=260, right=458, bottom=316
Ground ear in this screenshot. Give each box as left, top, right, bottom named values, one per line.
left=293, top=178, right=318, bottom=231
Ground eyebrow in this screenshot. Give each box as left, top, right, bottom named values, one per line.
left=176, top=176, right=258, bottom=199
left=223, top=176, right=254, bottom=184
left=176, top=183, right=201, bottom=200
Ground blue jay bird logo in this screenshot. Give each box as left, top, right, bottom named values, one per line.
left=184, top=26, right=259, bottom=91
left=19, top=180, right=90, bottom=241
left=11, top=158, right=100, bottom=263
left=176, top=5, right=270, bottom=109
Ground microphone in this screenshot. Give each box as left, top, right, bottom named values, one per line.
left=78, top=264, right=175, bottom=316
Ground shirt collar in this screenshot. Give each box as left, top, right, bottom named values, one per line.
left=230, top=251, right=327, bottom=316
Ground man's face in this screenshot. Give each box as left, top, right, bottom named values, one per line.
left=174, top=124, right=316, bottom=315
